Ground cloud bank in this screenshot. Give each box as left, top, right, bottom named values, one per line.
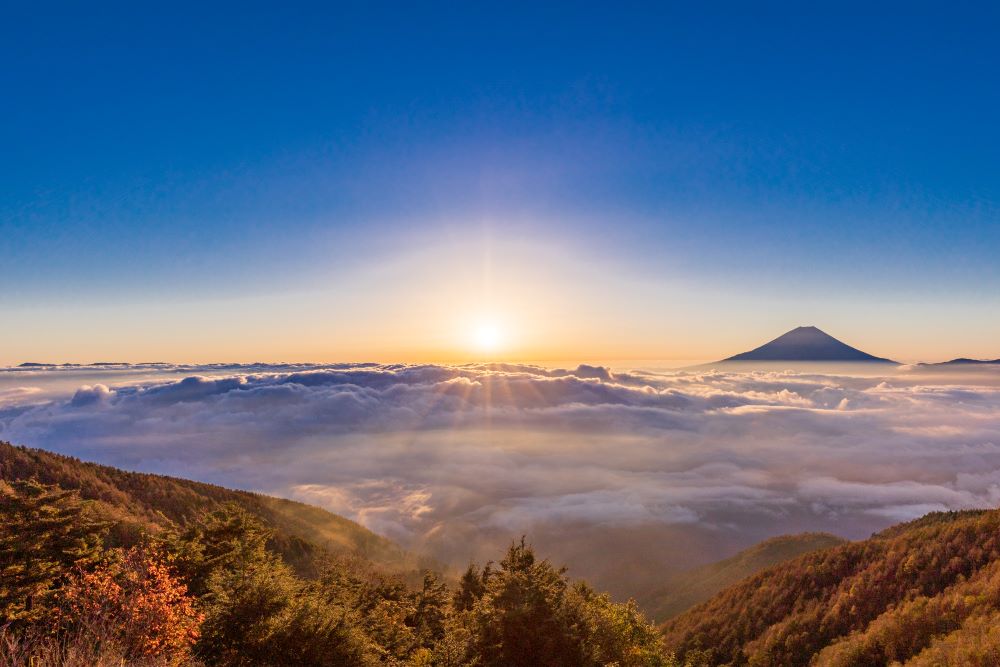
left=3, top=362, right=1000, bottom=596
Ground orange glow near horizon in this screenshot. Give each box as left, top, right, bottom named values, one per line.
left=3, top=229, right=1000, bottom=367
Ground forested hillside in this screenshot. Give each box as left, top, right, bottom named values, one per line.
left=664, top=509, right=1000, bottom=666
left=640, top=533, right=845, bottom=622
left=0, top=441, right=409, bottom=575
left=9, top=438, right=1000, bottom=666
left=0, top=442, right=669, bottom=666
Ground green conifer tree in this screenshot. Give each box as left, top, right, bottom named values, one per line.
left=0, top=479, right=106, bottom=625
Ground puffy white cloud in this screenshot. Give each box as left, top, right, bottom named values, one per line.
left=2, top=362, right=1000, bottom=598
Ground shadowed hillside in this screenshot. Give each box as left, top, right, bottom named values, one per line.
left=640, top=533, right=845, bottom=622
left=664, top=509, right=1000, bottom=666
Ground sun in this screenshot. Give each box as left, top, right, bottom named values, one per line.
left=472, top=320, right=504, bottom=353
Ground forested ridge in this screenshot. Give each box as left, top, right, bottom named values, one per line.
left=0, top=442, right=669, bottom=665
left=8, top=439, right=1000, bottom=666
left=0, top=441, right=408, bottom=575
left=664, top=509, right=1000, bottom=666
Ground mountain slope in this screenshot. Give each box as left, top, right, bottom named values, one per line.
left=0, top=441, right=673, bottom=666
left=640, top=533, right=845, bottom=622
left=722, top=325, right=896, bottom=363
left=0, top=441, right=411, bottom=575
left=663, top=509, right=1000, bottom=666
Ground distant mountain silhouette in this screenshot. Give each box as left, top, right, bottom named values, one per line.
left=921, top=357, right=1000, bottom=366
left=722, top=326, right=896, bottom=363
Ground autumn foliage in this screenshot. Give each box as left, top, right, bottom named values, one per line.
left=13, top=438, right=1000, bottom=666
left=54, top=548, right=202, bottom=664
left=0, top=443, right=670, bottom=666
left=663, top=509, right=1000, bottom=666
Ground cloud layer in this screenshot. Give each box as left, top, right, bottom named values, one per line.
left=3, top=362, right=1000, bottom=596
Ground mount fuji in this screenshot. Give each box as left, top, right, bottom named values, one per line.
left=721, top=326, right=897, bottom=364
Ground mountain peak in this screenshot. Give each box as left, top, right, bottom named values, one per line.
left=722, top=326, right=896, bottom=363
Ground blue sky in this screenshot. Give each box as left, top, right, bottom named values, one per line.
left=2, top=2, right=999, bottom=363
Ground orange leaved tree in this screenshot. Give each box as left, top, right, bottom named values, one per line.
left=54, top=547, right=203, bottom=665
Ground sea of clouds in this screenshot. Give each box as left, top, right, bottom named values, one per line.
left=2, top=362, right=1000, bottom=597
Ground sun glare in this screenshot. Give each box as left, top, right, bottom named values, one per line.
left=473, top=321, right=503, bottom=353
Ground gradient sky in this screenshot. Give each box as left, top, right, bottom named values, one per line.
left=3, top=2, right=999, bottom=364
